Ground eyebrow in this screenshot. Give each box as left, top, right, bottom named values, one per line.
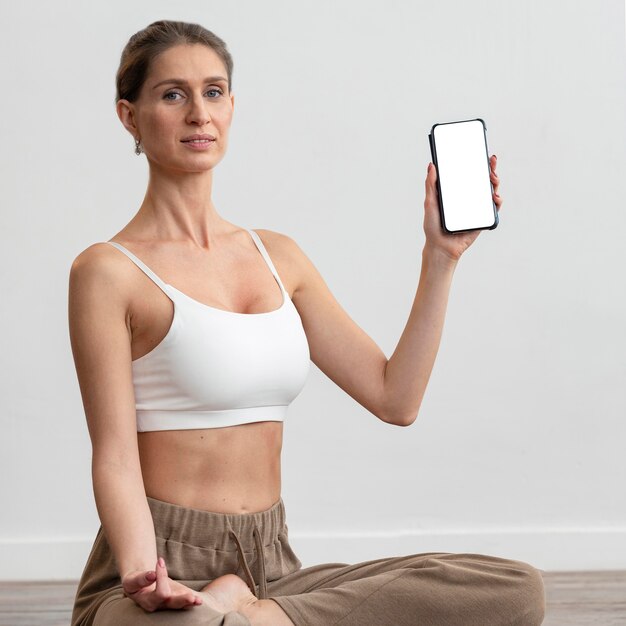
left=152, top=76, right=228, bottom=89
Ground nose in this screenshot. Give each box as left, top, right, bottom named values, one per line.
left=186, top=92, right=212, bottom=126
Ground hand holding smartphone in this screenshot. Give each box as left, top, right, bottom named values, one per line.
left=428, top=118, right=498, bottom=234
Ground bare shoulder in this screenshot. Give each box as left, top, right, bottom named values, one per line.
left=68, top=241, right=134, bottom=358
left=69, top=242, right=136, bottom=305
left=250, top=228, right=308, bottom=295
left=249, top=228, right=294, bottom=253
left=70, top=241, right=129, bottom=277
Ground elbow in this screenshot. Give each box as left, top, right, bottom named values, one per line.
left=379, top=396, right=421, bottom=427
left=393, top=403, right=421, bottom=426
left=379, top=384, right=422, bottom=427
left=379, top=410, right=418, bottom=427
left=397, top=413, right=418, bottom=427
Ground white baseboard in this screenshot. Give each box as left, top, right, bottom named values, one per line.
left=1, top=527, right=625, bottom=581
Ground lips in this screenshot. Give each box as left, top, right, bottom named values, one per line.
left=181, top=133, right=216, bottom=142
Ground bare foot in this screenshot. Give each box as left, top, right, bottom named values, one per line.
left=199, top=574, right=258, bottom=614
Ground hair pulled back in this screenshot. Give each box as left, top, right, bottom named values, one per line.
left=115, top=20, right=234, bottom=104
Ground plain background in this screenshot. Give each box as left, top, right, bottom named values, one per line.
left=0, top=0, right=624, bottom=581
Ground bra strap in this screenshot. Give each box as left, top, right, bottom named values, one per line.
left=104, top=241, right=170, bottom=294
left=246, top=229, right=286, bottom=293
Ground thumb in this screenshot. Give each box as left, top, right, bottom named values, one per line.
left=122, top=569, right=157, bottom=595
left=425, top=162, right=438, bottom=197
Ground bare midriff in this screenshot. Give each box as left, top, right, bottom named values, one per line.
left=137, top=420, right=283, bottom=514
left=112, top=227, right=294, bottom=516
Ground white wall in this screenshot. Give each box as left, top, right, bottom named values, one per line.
left=1, top=0, right=625, bottom=581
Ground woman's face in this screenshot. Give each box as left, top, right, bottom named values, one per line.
left=118, top=43, right=234, bottom=172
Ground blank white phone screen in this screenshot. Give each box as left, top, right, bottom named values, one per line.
left=433, top=120, right=495, bottom=232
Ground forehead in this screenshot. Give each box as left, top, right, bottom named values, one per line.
left=149, top=44, right=226, bottom=82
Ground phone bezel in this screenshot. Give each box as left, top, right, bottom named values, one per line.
left=428, top=118, right=498, bottom=234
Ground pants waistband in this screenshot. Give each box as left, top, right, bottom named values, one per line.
left=146, top=495, right=287, bottom=600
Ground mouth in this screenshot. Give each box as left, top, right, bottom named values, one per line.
left=181, top=133, right=216, bottom=143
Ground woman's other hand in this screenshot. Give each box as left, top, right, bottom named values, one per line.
left=422, top=155, right=502, bottom=262
left=121, top=557, right=204, bottom=612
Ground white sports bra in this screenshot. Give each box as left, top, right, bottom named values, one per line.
left=104, top=228, right=311, bottom=432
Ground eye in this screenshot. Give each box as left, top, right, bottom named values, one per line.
left=163, top=88, right=223, bottom=101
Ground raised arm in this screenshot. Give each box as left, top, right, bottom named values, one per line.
left=277, top=232, right=455, bottom=428
left=68, top=244, right=158, bottom=580
left=272, top=156, right=502, bottom=427
left=383, top=157, right=502, bottom=423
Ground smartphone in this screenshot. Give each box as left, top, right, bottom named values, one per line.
left=428, top=118, right=498, bottom=234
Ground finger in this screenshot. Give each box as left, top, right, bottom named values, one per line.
left=181, top=598, right=202, bottom=611
left=425, top=162, right=437, bottom=196
left=186, top=595, right=203, bottom=607
left=123, top=570, right=156, bottom=594
left=155, top=557, right=172, bottom=600
left=177, top=594, right=204, bottom=610
left=490, top=170, right=499, bottom=196
left=164, top=590, right=203, bottom=610
left=493, top=192, right=502, bottom=210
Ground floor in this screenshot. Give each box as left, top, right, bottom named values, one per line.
left=0, top=570, right=625, bottom=625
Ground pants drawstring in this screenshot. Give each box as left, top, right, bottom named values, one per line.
left=253, top=525, right=268, bottom=600
left=228, top=523, right=268, bottom=600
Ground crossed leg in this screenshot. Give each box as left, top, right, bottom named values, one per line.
left=265, top=551, right=546, bottom=626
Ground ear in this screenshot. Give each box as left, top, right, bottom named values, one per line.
left=116, top=100, right=139, bottom=136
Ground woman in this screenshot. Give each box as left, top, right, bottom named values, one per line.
left=69, top=19, right=545, bottom=626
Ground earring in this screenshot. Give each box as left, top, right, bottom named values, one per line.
left=134, top=137, right=143, bottom=155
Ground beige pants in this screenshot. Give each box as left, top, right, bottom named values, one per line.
left=71, top=495, right=545, bottom=625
